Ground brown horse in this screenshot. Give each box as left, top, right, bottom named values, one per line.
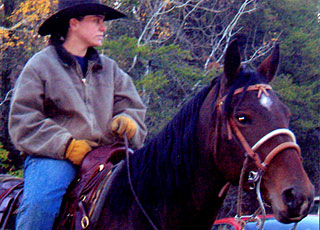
left=89, top=40, right=314, bottom=229
left=0, top=40, right=313, bottom=230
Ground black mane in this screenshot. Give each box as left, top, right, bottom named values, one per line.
left=129, top=66, right=267, bottom=203
left=131, top=80, right=217, bottom=198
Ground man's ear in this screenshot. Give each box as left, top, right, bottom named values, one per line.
left=69, top=18, right=79, bottom=31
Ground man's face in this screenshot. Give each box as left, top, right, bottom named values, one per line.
left=72, top=15, right=106, bottom=48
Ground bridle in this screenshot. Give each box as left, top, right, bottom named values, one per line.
left=125, top=84, right=302, bottom=230
left=216, top=84, right=302, bottom=229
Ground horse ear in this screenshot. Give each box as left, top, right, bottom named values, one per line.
left=257, top=44, right=280, bottom=82
left=224, top=39, right=241, bottom=87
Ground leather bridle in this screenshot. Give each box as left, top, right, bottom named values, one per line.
left=216, top=83, right=301, bottom=172
left=229, top=118, right=301, bottom=172
left=216, top=84, right=302, bottom=229
left=125, top=83, right=302, bottom=230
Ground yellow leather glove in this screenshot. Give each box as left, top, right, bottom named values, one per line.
left=111, top=116, right=137, bottom=139
left=65, top=139, right=97, bottom=165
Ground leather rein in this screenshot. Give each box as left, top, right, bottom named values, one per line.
left=124, top=84, right=301, bottom=230
left=124, top=134, right=159, bottom=230
left=216, top=84, right=301, bottom=229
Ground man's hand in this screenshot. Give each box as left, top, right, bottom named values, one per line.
left=65, top=139, right=98, bottom=165
left=111, top=116, right=137, bottom=139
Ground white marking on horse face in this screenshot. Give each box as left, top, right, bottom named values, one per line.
left=259, top=94, right=273, bottom=111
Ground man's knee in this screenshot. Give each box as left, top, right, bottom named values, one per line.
left=21, top=196, right=62, bottom=217
left=16, top=198, right=60, bottom=230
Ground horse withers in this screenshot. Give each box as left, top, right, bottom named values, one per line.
left=92, top=40, right=314, bottom=229
left=0, top=40, right=315, bottom=230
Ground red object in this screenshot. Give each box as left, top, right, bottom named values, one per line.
left=212, top=214, right=319, bottom=230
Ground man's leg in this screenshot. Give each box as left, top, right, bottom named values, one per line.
left=15, top=156, right=77, bottom=230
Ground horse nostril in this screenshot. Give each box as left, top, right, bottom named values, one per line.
left=282, top=187, right=297, bottom=209
left=281, top=187, right=312, bottom=218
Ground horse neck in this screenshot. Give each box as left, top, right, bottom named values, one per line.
left=195, top=81, right=231, bottom=199
left=127, top=135, right=227, bottom=228
left=126, top=84, right=229, bottom=227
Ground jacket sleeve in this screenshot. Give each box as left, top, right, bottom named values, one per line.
left=8, top=63, right=72, bottom=159
left=112, top=63, right=147, bottom=149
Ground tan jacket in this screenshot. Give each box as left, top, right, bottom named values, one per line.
left=9, top=44, right=147, bottom=160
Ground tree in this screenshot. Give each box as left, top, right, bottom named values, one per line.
left=102, top=0, right=277, bottom=138
left=0, top=0, right=56, bottom=170
left=253, top=0, right=320, bottom=193
left=0, top=0, right=318, bottom=197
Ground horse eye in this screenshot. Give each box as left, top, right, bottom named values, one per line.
left=235, top=114, right=250, bottom=124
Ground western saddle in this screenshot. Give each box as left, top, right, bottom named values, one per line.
left=0, top=144, right=128, bottom=230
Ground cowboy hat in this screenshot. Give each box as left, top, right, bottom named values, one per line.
left=38, top=0, right=126, bottom=36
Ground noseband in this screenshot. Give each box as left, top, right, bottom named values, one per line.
left=216, top=84, right=302, bottom=229
left=217, top=84, right=301, bottom=172
left=229, top=118, right=301, bottom=172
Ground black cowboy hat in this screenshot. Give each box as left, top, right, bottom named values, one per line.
left=38, top=0, right=126, bottom=36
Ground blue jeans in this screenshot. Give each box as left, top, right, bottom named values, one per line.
left=15, top=156, right=77, bottom=230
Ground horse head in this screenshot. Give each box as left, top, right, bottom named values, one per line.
left=198, top=40, right=315, bottom=224
left=90, top=40, right=315, bottom=230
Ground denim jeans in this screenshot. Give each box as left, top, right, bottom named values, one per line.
left=15, top=156, right=77, bottom=230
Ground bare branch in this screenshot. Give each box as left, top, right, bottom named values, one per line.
left=0, top=19, right=26, bottom=31
left=128, top=54, right=138, bottom=73
left=159, top=0, right=194, bottom=14
left=242, top=34, right=282, bottom=64
left=204, top=0, right=259, bottom=72
left=137, top=1, right=167, bottom=46
left=0, top=89, right=13, bottom=107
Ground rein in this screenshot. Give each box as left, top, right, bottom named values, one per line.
left=216, top=84, right=302, bottom=229
left=124, top=134, right=159, bottom=230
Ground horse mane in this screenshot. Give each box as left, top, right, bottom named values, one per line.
left=131, top=79, right=218, bottom=198
left=130, top=66, right=267, bottom=200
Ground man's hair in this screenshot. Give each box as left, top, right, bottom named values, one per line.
left=49, top=16, right=84, bottom=45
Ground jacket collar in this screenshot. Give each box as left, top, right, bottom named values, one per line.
left=53, top=43, right=103, bottom=71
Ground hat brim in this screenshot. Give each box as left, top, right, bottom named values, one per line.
left=38, top=3, right=126, bottom=36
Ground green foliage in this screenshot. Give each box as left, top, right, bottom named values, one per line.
left=1, top=0, right=319, bottom=189
left=237, top=0, right=320, bottom=193
left=0, top=142, right=23, bottom=177
left=263, top=0, right=320, bottom=82
left=103, top=35, right=211, bottom=138
left=272, top=74, right=319, bottom=131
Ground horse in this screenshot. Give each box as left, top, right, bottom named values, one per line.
left=1, top=40, right=314, bottom=230
left=91, top=40, right=314, bottom=229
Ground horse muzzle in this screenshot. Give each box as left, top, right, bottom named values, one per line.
left=273, top=184, right=315, bottom=223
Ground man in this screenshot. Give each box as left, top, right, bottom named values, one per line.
left=8, top=0, right=147, bottom=229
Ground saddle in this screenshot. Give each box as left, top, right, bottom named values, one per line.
left=0, top=175, right=23, bottom=230
left=0, top=144, right=129, bottom=230
left=55, top=144, right=129, bottom=230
